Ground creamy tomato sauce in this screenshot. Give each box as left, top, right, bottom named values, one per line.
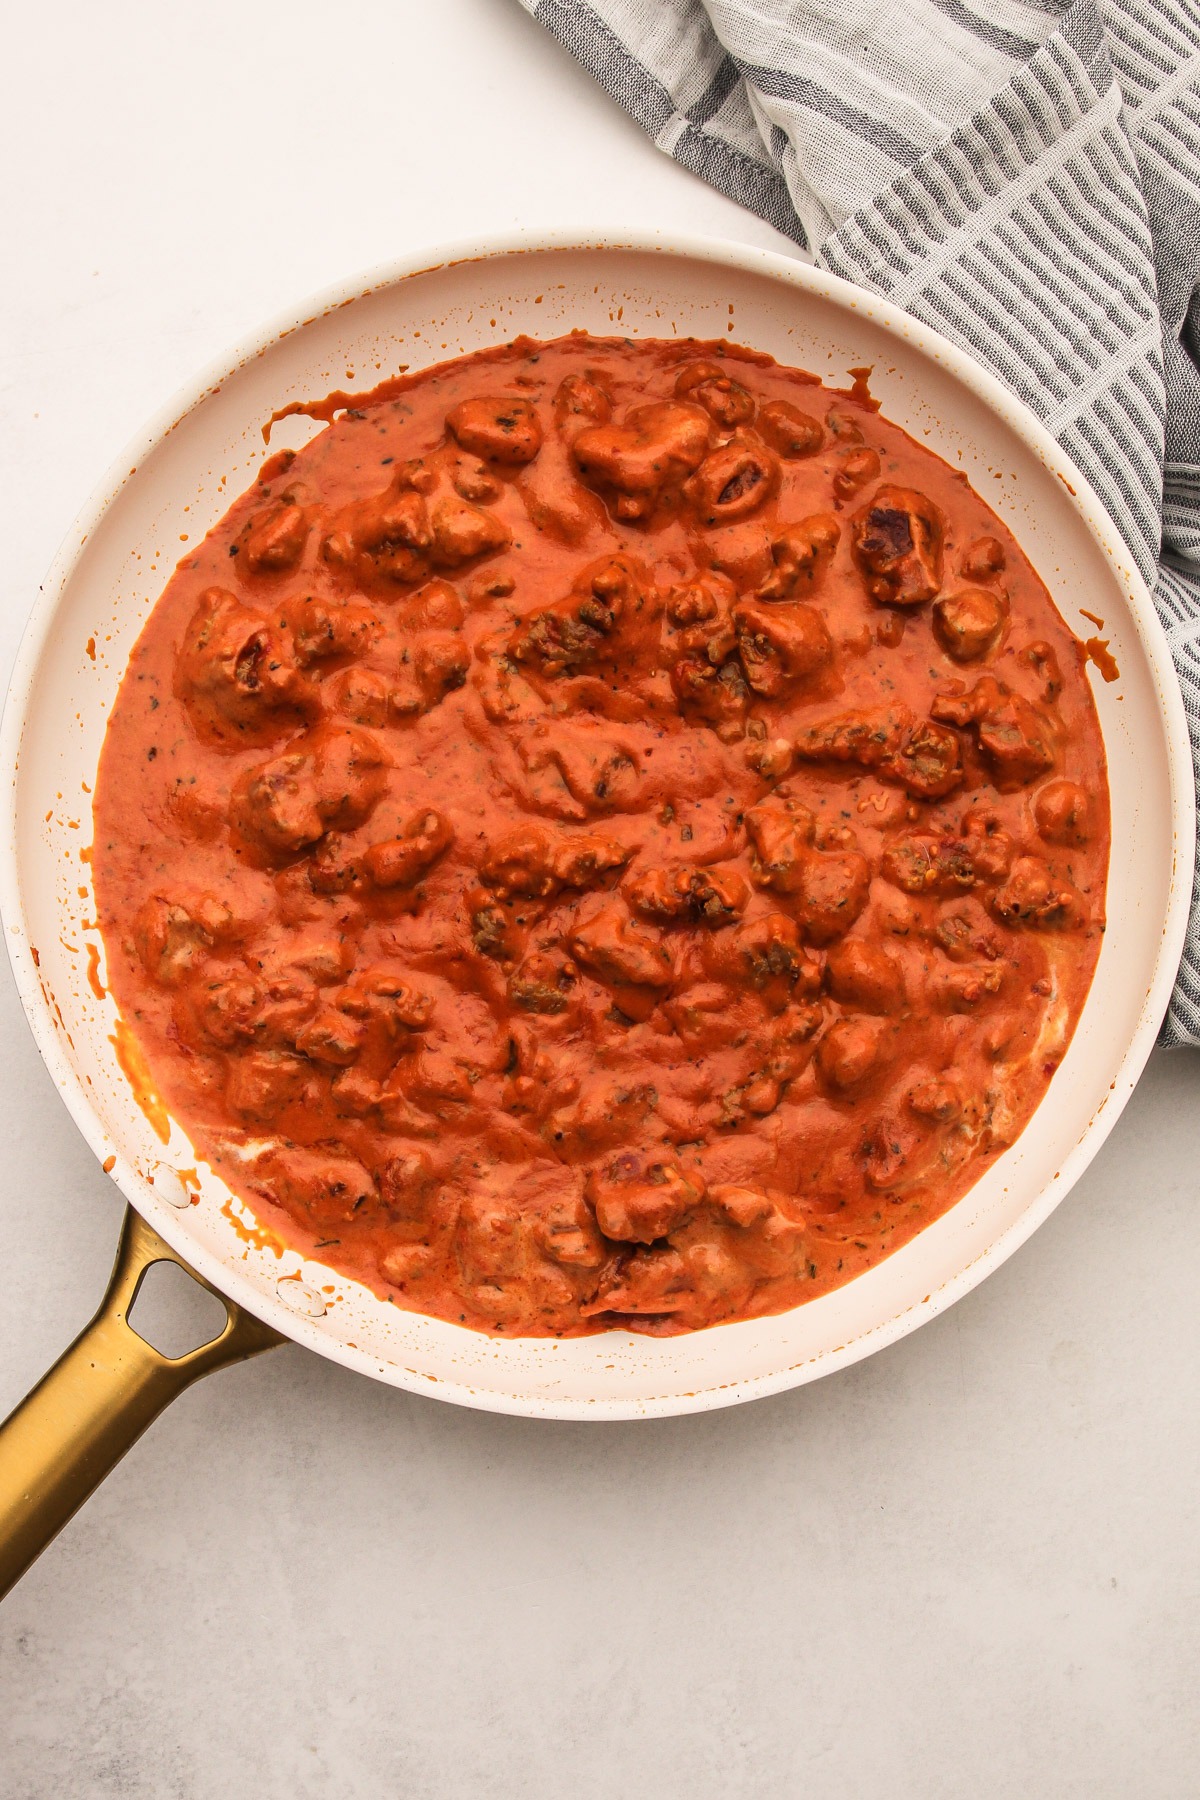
left=93, top=334, right=1109, bottom=1336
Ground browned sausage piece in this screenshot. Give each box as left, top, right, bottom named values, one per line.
left=792, top=850, right=872, bottom=945
left=673, top=360, right=757, bottom=428
left=960, top=536, right=1006, bottom=580
left=552, top=372, right=613, bottom=435
left=178, top=589, right=316, bottom=741
left=934, top=896, right=1002, bottom=963
left=510, top=554, right=649, bottom=676
left=759, top=514, right=841, bottom=600
left=833, top=447, right=881, bottom=501
left=1034, top=778, right=1090, bottom=845
left=882, top=835, right=977, bottom=895
left=588, top=1161, right=704, bottom=1244
left=825, top=940, right=905, bottom=1014
left=241, top=498, right=312, bottom=574
left=284, top=595, right=381, bottom=668
left=570, top=903, right=674, bottom=992
left=323, top=479, right=432, bottom=586
left=625, top=862, right=749, bottom=928
left=480, top=823, right=630, bottom=900
left=507, top=949, right=578, bottom=1014
left=572, top=401, right=713, bottom=520
left=932, top=587, right=1008, bottom=662
left=429, top=495, right=510, bottom=568
left=447, top=395, right=543, bottom=465
left=931, top=680, right=1055, bottom=788
left=364, top=810, right=454, bottom=890
left=816, top=1017, right=890, bottom=1092
left=757, top=398, right=824, bottom=458
left=722, top=912, right=822, bottom=1001
left=887, top=719, right=963, bottom=799
left=992, top=856, right=1084, bottom=929
left=851, top=486, right=945, bottom=604
left=684, top=433, right=781, bottom=525
left=746, top=793, right=816, bottom=893
left=233, top=725, right=390, bottom=857
left=670, top=653, right=750, bottom=740
left=792, top=704, right=910, bottom=770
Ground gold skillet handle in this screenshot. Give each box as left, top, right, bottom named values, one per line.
left=0, top=1205, right=283, bottom=1600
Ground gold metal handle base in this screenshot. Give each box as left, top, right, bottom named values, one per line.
left=0, top=1206, right=283, bottom=1600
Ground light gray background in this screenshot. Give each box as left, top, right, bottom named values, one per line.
left=1, top=4, right=1197, bottom=1796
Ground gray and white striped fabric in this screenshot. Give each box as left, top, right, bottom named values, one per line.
left=517, top=0, right=1200, bottom=1043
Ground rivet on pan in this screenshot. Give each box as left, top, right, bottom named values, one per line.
left=276, top=1277, right=326, bottom=1319
left=156, top=1167, right=192, bottom=1209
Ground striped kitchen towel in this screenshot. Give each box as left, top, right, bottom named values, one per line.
left=516, top=0, right=1200, bottom=1043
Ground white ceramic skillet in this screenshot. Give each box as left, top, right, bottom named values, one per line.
left=0, top=234, right=1191, bottom=1591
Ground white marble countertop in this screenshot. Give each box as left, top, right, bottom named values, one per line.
left=1, top=4, right=1197, bottom=1795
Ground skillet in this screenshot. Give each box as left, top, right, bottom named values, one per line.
left=0, top=233, right=1190, bottom=1596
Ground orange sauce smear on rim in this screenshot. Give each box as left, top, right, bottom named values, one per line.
left=110, top=1018, right=171, bottom=1145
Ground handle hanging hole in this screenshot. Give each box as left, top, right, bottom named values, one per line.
left=127, top=1260, right=228, bottom=1359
